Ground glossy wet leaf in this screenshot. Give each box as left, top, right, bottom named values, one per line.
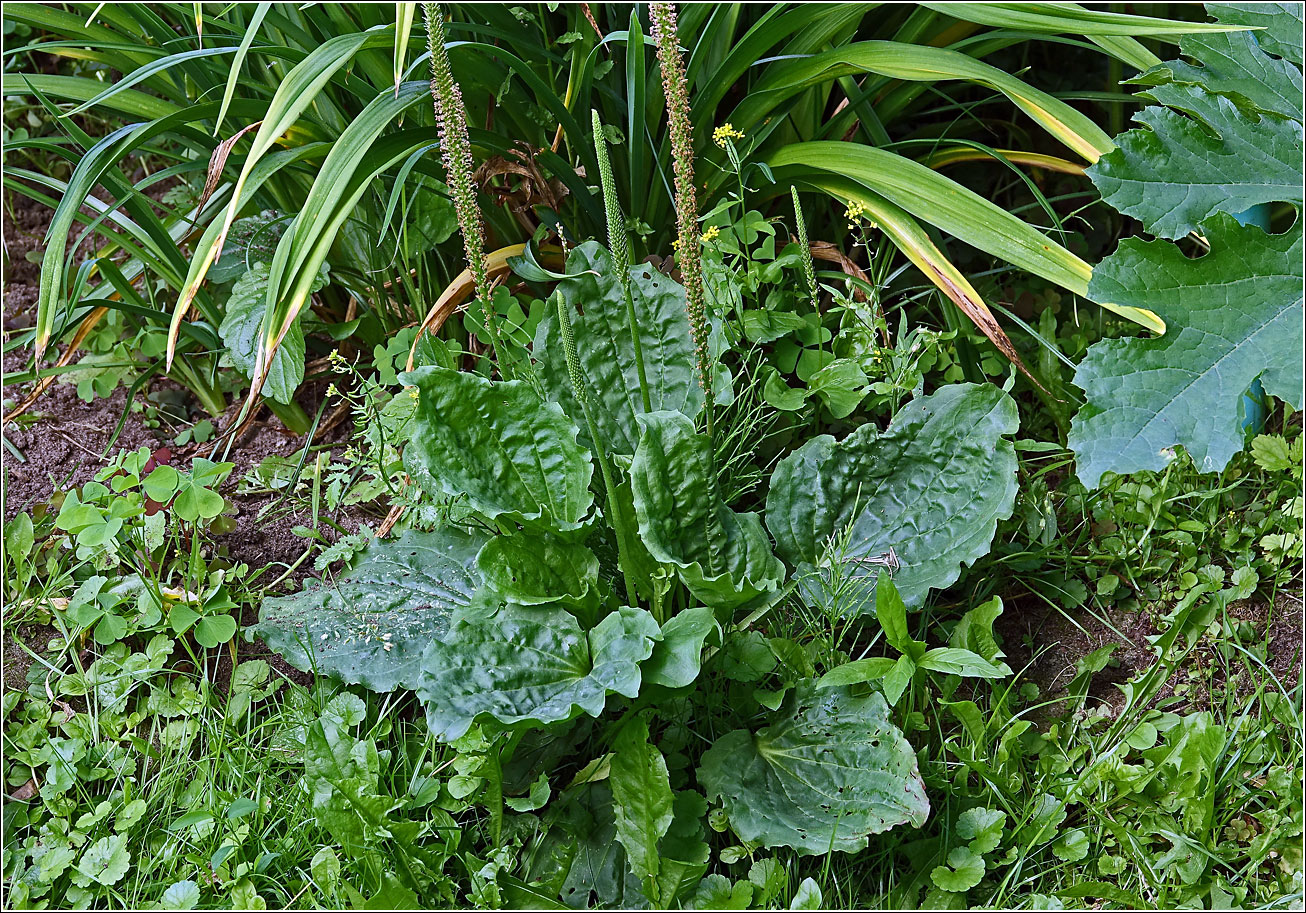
left=610, top=717, right=674, bottom=894
left=533, top=242, right=704, bottom=455
left=252, top=527, right=484, bottom=692
left=698, top=683, right=928, bottom=854
left=642, top=607, right=719, bottom=689
left=476, top=531, right=599, bottom=607
left=401, top=366, right=594, bottom=533
left=766, top=384, right=1019, bottom=610
left=417, top=605, right=659, bottom=741
left=631, top=411, right=784, bottom=610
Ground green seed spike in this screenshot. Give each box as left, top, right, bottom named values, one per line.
left=792, top=186, right=820, bottom=305
left=555, top=290, right=639, bottom=606
left=593, top=109, right=652, bottom=415
left=423, top=2, right=509, bottom=378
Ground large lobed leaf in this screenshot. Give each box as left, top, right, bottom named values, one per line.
left=766, top=384, right=1019, bottom=611
left=401, top=366, right=594, bottom=533
left=1070, top=215, right=1303, bottom=487
left=630, top=411, right=784, bottom=611
left=417, top=604, right=659, bottom=741
left=533, top=242, right=705, bottom=456
left=698, top=683, right=929, bottom=854
left=1075, top=3, right=1304, bottom=486
left=252, top=527, right=483, bottom=692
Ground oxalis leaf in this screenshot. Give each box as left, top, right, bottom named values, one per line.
left=766, top=384, right=1019, bottom=611
left=1070, top=215, right=1303, bottom=487
left=401, top=365, right=595, bottom=533
left=417, top=604, right=659, bottom=741
left=252, top=527, right=484, bottom=692
left=631, top=411, right=784, bottom=611
left=533, top=242, right=705, bottom=455
left=698, top=682, right=929, bottom=854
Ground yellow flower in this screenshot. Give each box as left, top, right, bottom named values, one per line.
left=712, top=123, right=745, bottom=148
left=671, top=238, right=682, bottom=251
left=701, top=225, right=721, bottom=243
left=845, top=201, right=868, bottom=224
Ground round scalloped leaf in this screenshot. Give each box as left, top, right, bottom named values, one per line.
left=765, top=384, right=1018, bottom=611
left=533, top=242, right=705, bottom=455
left=417, top=604, right=659, bottom=741
left=400, top=365, right=594, bottom=532
left=698, top=683, right=928, bottom=854
left=631, top=411, right=784, bottom=610
left=251, top=527, right=484, bottom=693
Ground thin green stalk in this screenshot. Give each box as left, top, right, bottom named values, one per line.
left=555, top=290, right=639, bottom=606
left=593, top=109, right=651, bottom=414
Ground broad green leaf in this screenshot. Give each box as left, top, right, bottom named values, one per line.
left=537, top=782, right=649, bottom=909
left=610, top=717, right=674, bottom=896
left=1070, top=216, right=1303, bottom=487
left=916, top=648, right=1009, bottom=679
left=924, top=2, right=1248, bottom=37
left=630, top=411, right=784, bottom=610
left=218, top=261, right=326, bottom=404
left=533, top=242, right=704, bottom=455
left=1130, top=27, right=1302, bottom=120
left=790, top=878, right=823, bottom=910
left=766, top=384, right=1018, bottom=610
left=642, top=607, right=719, bottom=689
left=252, top=527, right=484, bottom=692
left=816, top=657, right=896, bottom=690
left=417, top=605, right=659, bottom=741
left=1087, top=89, right=1302, bottom=239
left=698, top=683, right=928, bottom=854
left=949, top=597, right=1007, bottom=666
left=303, top=722, right=405, bottom=859
left=958, top=807, right=1006, bottom=855
left=476, top=531, right=599, bottom=607
left=1206, top=2, right=1304, bottom=64
left=401, top=366, right=594, bottom=533
left=931, top=846, right=984, bottom=892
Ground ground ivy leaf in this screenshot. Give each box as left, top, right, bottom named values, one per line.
left=610, top=717, right=674, bottom=894
left=401, top=365, right=595, bottom=533
left=1070, top=216, right=1303, bottom=487
left=698, top=682, right=929, bottom=854
left=534, top=242, right=705, bottom=456
left=631, top=411, right=784, bottom=610
left=417, top=604, right=659, bottom=741
left=766, top=383, right=1018, bottom=611
left=476, top=530, right=599, bottom=606
left=76, top=834, right=131, bottom=886
left=957, top=807, right=1006, bottom=855
left=931, top=846, right=985, bottom=893
left=252, top=527, right=484, bottom=692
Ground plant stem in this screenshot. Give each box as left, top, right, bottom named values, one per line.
left=554, top=291, right=640, bottom=605
left=593, top=109, right=651, bottom=414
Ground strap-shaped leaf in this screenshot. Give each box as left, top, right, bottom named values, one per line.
left=252, top=527, right=484, bottom=692
left=631, top=412, right=784, bottom=610
left=417, top=605, right=659, bottom=741
left=698, top=683, right=928, bottom=854
left=1070, top=215, right=1303, bottom=487
left=533, top=242, right=704, bottom=456
left=766, top=384, right=1018, bottom=611
left=401, top=366, right=594, bottom=533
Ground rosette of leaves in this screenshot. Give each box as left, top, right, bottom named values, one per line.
left=1073, top=2, right=1304, bottom=487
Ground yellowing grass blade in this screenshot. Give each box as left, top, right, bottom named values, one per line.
left=828, top=185, right=1049, bottom=392
left=736, top=41, right=1114, bottom=163
left=769, top=143, right=1165, bottom=335
left=405, top=244, right=565, bottom=370
left=169, top=30, right=389, bottom=369
left=923, top=147, right=1085, bottom=176
left=394, top=3, right=416, bottom=98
